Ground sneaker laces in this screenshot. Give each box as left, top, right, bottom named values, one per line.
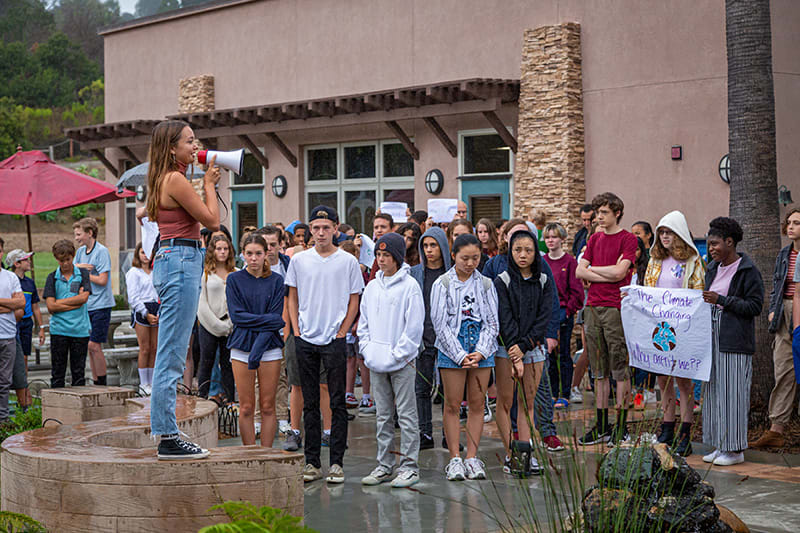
left=445, top=458, right=463, bottom=476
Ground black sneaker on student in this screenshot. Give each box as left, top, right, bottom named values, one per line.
left=442, top=435, right=465, bottom=452
left=419, top=433, right=435, bottom=450
left=157, top=435, right=210, bottom=460
left=578, top=425, right=613, bottom=446
left=606, top=425, right=630, bottom=448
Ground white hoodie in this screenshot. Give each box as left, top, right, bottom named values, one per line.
left=357, top=263, right=425, bottom=373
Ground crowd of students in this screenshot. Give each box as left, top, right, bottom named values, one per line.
left=5, top=179, right=799, bottom=483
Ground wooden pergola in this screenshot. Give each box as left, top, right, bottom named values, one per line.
left=65, top=78, right=520, bottom=178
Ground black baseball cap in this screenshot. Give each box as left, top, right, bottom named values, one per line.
left=309, top=205, right=339, bottom=224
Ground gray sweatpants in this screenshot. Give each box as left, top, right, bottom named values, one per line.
left=372, top=363, right=419, bottom=473
left=0, top=338, right=16, bottom=422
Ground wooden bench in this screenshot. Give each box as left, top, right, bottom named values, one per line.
left=2, top=389, right=303, bottom=532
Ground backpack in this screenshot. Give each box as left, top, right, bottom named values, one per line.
left=497, top=271, right=548, bottom=291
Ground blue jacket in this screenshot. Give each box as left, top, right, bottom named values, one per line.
left=483, top=252, right=560, bottom=340
left=226, top=269, right=286, bottom=369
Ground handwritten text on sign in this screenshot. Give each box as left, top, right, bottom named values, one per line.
left=620, top=285, right=712, bottom=381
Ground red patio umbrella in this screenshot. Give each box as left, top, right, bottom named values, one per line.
left=0, top=148, right=134, bottom=276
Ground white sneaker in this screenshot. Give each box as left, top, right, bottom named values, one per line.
left=141, top=384, right=152, bottom=395
left=569, top=386, right=583, bottom=404
left=445, top=457, right=466, bottom=481
left=702, top=449, right=721, bottom=463
left=713, top=451, right=744, bottom=466
left=483, top=396, right=493, bottom=423
left=254, top=421, right=261, bottom=436
left=643, top=390, right=658, bottom=404
left=278, top=420, right=291, bottom=435
left=391, top=469, right=420, bottom=488
left=362, top=465, right=393, bottom=486
left=530, top=456, right=543, bottom=475
left=464, top=457, right=486, bottom=480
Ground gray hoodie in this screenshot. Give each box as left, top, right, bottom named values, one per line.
left=410, top=227, right=451, bottom=349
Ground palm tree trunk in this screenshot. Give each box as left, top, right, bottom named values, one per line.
left=726, top=0, right=781, bottom=428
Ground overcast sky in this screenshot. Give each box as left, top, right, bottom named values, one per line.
left=118, top=0, right=137, bottom=14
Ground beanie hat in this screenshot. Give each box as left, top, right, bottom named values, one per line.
left=376, top=233, right=405, bottom=268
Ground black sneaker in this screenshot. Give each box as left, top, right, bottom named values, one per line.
left=322, top=433, right=331, bottom=447
left=157, top=435, right=209, bottom=460
left=657, top=422, right=675, bottom=445
left=606, top=425, right=630, bottom=448
left=578, top=425, right=613, bottom=446
left=419, top=433, right=435, bottom=450
left=442, top=435, right=465, bottom=452
left=673, top=435, right=693, bottom=457
left=459, top=404, right=468, bottom=421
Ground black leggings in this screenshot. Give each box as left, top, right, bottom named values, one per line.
left=196, top=323, right=235, bottom=400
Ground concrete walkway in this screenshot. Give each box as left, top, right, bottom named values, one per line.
left=219, top=397, right=800, bottom=533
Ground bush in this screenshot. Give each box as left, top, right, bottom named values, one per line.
left=37, top=210, right=58, bottom=223
left=0, top=511, right=47, bottom=533
left=0, top=405, right=42, bottom=444
left=199, top=502, right=314, bottom=533
left=113, top=294, right=128, bottom=310
left=71, top=204, right=88, bottom=220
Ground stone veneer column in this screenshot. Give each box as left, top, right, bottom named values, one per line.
left=514, top=23, right=585, bottom=247
left=179, top=74, right=215, bottom=113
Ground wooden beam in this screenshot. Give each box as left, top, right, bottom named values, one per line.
left=82, top=99, right=504, bottom=150
left=266, top=132, right=298, bottom=167
left=422, top=117, right=457, bottom=158
left=91, top=149, right=119, bottom=177
left=236, top=135, right=268, bottom=170
left=119, top=146, right=141, bottom=165
left=384, top=121, right=419, bottom=160
left=482, top=111, right=517, bottom=153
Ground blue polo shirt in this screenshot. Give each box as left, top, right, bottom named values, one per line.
left=74, top=241, right=114, bottom=311
left=43, top=267, right=92, bottom=338
left=18, top=274, right=39, bottom=320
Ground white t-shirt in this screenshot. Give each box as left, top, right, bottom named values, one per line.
left=284, top=247, right=364, bottom=345
left=459, top=281, right=482, bottom=323
left=271, top=259, right=286, bottom=279
left=0, top=268, right=22, bottom=340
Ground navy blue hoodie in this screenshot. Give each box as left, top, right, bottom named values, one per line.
left=410, top=227, right=451, bottom=349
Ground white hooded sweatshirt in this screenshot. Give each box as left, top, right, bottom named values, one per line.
left=357, top=263, right=425, bottom=373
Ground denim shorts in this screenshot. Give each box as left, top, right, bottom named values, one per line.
left=438, top=319, right=495, bottom=369
left=495, top=344, right=547, bottom=364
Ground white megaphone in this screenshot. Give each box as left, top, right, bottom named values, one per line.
left=197, top=149, right=244, bottom=175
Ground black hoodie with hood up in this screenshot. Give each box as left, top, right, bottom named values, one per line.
left=494, top=230, right=553, bottom=353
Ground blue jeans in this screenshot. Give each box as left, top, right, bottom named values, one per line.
left=150, top=245, right=203, bottom=436
left=437, top=319, right=495, bottom=369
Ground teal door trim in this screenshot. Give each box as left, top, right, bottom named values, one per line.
left=231, top=187, right=264, bottom=245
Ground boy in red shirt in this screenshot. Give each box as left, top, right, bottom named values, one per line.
left=575, top=193, right=638, bottom=446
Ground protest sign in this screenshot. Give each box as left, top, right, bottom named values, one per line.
left=380, top=202, right=407, bottom=222
left=619, top=285, right=712, bottom=381
left=140, top=217, right=159, bottom=260
left=428, top=198, right=458, bottom=223
left=358, top=233, right=375, bottom=267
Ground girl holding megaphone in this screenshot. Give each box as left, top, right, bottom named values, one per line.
left=145, top=120, right=221, bottom=460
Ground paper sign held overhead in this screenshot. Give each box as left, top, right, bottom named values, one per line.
left=379, top=202, right=407, bottom=223
left=358, top=234, right=375, bottom=267
left=428, top=198, right=458, bottom=223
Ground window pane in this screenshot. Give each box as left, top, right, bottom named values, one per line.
left=383, top=143, right=414, bottom=177
left=463, top=134, right=510, bottom=175
left=308, top=191, right=338, bottom=220
left=345, top=190, right=376, bottom=235
left=344, top=145, right=375, bottom=179
left=308, top=148, right=338, bottom=181
left=383, top=189, right=414, bottom=213
left=237, top=203, right=259, bottom=241
left=234, top=153, right=264, bottom=185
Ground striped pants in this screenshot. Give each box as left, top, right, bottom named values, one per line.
left=702, top=306, right=752, bottom=452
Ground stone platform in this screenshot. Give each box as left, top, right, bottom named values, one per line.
left=2, top=389, right=303, bottom=532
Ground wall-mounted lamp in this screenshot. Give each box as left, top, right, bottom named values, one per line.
left=718, top=154, right=730, bottom=184
left=425, top=169, right=444, bottom=195
left=779, top=185, right=793, bottom=206
left=272, top=175, right=287, bottom=198
left=135, top=184, right=146, bottom=202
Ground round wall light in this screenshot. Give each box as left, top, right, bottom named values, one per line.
left=425, top=169, right=444, bottom=195
left=272, top=175, right=287, bottom=198
left=718, top=154, right=730, bottom=184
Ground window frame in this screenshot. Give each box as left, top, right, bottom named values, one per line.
left=457, top=128, right=515, bottom=178
left=229, top=148, right=266, bottom=189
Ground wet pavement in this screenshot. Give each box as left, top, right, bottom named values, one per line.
left=218, top=399, right=800, bottom=533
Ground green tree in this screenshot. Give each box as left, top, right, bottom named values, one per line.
left=135, top=0, right=180, bottom=18
left=0, top=0, right=54, bottom=49
left=0, top=97, right=25, bottom=157
left=53, top=0, right=122, bottom=71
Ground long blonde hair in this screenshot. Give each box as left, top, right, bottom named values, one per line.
left=146, top=120, right=190, bottom=221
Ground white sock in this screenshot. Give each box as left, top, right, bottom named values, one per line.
left=323, top=429, right=331, bottom=436
left=138, top=368, right=148, bottom=386
left=362, top=393, right=371, bottom=400
left=146, top=367, right=155, bottom=386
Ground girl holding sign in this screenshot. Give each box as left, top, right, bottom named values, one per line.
left=702, top=217, right=764, bottom=466
left=643, top=211, right=706, bottom=456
